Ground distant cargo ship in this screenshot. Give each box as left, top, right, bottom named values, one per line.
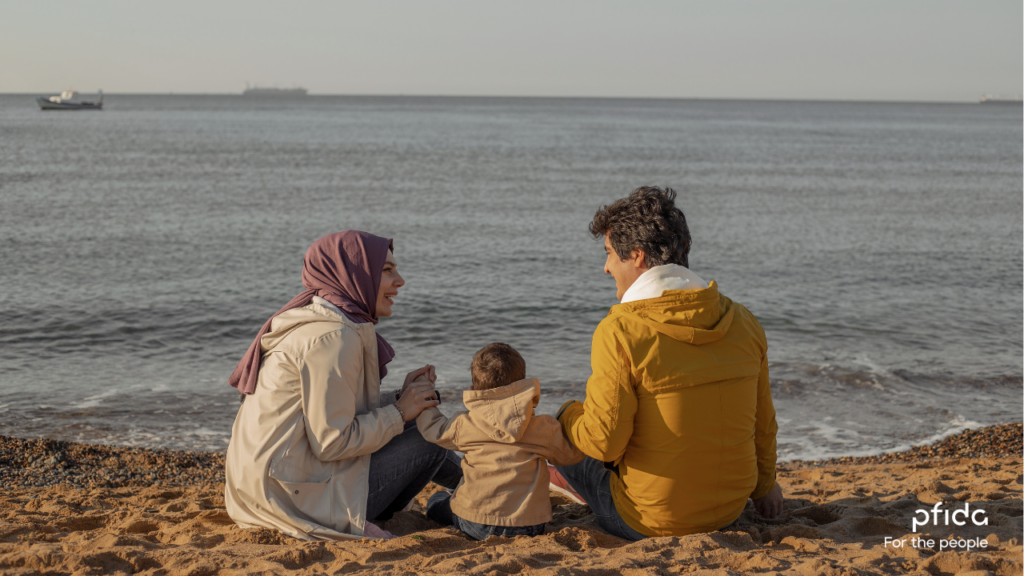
left=242, top=85, right=307, bottom=97
left=979, top=94, right=1021, bottom=105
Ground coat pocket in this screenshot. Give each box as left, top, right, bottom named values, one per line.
left=268, top=460, right=334, bottom=529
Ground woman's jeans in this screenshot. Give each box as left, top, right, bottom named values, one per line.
left=365, top=423, right=463, bottom=522
left=555, top=457, right=646, bottom=542
left=426, top=492, right=546, bottom=540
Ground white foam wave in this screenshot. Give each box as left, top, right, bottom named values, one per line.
left=779, top=414, right=984, bottom=462
left=70, top=388, right=123, bottom=409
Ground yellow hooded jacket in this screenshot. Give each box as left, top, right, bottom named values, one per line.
left=558, top=281, right=777, bottom=537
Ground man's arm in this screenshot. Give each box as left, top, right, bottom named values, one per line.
left=558, top=320, right=637, bottom=463
left=750, top=352, right=778, bottom=500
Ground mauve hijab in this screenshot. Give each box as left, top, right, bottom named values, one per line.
left=228, top=231, right=396, bottom=395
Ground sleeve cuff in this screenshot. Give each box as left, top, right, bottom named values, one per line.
left=555, top=399, right=578, bottom=421
left=556, top=400, right=585, bottom=445
left=382, top=404, right=405, bottom=435
left=750, top=476, right=777, bottom=500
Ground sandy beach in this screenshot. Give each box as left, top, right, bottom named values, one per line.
left=1, top=424, right=1020, bottom=575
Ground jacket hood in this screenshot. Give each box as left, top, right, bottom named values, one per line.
left=461, top=378, right=540, bottom=443
left=260, top=300, right=352, bottom=353
left=610, top=280, right=735, bottom=345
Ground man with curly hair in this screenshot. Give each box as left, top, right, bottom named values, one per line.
left=552, top=186, right=783, bottom=540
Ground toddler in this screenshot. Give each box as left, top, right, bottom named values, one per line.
left=416, top=342, right=584, bottom=539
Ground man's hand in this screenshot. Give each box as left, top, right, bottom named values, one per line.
left=394, top=380, right=439, bottom=421
left=752, top=483, right=784, bottom=520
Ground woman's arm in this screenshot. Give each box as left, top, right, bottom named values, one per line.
left=299, top=329, right=405, bottom=462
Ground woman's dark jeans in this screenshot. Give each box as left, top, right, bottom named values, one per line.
left=555, top=457, right=646, bottom=542
left=365, top=423, right=463, bottom=522
left=426, top=492, right=546, bottom=540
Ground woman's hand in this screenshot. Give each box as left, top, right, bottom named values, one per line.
left=401, top=365, right=436, bottom=398
left=394, top=379, right=439, bottom=421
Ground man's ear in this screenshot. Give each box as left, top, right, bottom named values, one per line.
left=631, top=248, right=648, bottom=271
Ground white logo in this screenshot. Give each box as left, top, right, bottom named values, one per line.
left=912, top=502, right=987, bottom=533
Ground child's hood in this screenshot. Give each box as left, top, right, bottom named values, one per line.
left=461, top=378, right=541, bottom=443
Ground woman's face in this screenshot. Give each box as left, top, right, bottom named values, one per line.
left=375, top=250, right=403, bottom=318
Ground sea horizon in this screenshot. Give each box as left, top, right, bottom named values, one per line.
left=8, top=91, right=1015, bottom=105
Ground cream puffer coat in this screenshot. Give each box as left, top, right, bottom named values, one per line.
left=224, top=300, right=405, bottom=540
left=416, top=379, right=584, bottom=527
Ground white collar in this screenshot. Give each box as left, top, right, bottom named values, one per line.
left=620, top=264, right=709, bottom=304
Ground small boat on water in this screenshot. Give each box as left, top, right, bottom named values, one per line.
left=979, top=94, right=1021, bottom=105
left=37, top=89, right=103, bottom=110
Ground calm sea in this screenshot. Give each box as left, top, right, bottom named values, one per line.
left=0, top=94, right=1020, bottom=460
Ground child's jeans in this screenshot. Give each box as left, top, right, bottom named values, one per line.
left=426, top=492, right=545, bottom=540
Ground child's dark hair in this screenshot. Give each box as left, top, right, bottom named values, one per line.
left=470, top=343, right=526, bottom=391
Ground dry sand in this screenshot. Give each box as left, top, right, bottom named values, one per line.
left=1, top=426, right=1021, bottom=576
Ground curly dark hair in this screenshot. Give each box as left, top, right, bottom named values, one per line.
left=589, top=186, right=691, bottom=268
left=470, top=343, right=526, bottom=391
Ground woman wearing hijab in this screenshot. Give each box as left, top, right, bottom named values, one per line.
left=224, top=231, right=460, bottom=540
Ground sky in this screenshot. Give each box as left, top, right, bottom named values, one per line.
left=2, top=1, right=1021, bottom=102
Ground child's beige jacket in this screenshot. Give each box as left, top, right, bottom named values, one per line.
left=416, top=378, right=584, bottom=527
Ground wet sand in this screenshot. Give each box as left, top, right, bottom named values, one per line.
left=1, top=424, right=1021, bottom=575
